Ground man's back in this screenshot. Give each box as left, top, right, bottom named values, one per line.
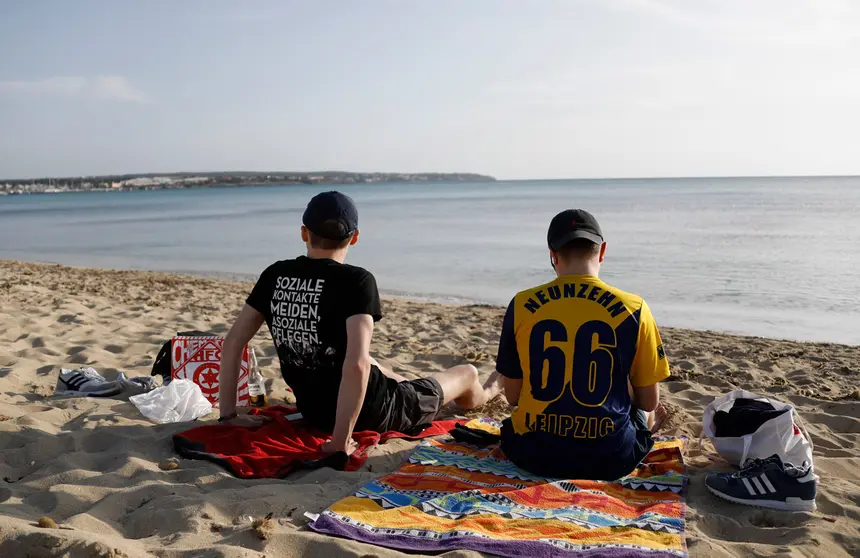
left=246, top=256, right=389, bottom=428
left=496, top=273, right=669, bottom=478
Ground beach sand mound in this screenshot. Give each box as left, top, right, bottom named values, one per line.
left=0, top=260, right=857, bottom=557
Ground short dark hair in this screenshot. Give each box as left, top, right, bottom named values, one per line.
left=307, top=219, right=352, bottom=250
left=556, top=238, right=601, bottom=260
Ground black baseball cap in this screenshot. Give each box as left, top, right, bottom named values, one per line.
left=547, top=209, right=604, bottom=250
left=302, top=191, right=359, bottom=240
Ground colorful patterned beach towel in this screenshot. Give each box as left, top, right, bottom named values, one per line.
left=309, top=419, right=687, bottom=557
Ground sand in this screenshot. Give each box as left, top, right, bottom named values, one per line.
left=0, top=260, right=857, bottom=557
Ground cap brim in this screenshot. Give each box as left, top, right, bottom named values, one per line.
left=549, top=230, right=603, bottom=250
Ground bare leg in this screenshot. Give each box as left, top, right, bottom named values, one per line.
left=432, top=364, right=500, bottom=409
left=370, top=357, right=409, bottom=383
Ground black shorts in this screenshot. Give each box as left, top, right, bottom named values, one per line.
left=370, top=374, right=445, bottom=434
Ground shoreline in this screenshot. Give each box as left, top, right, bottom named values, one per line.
left=2, top=258, right=856, bottom=348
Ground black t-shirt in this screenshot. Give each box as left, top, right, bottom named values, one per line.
left=246, top=256, right=393, bottom=430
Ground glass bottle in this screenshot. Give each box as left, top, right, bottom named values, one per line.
left=248, top=347, right=267, bottom=407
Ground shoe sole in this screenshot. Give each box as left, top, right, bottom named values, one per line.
left=706, top=483, right=816, bottom=512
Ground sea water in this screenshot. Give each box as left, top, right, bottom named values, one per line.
left=1, top=177, right=858, bottom=344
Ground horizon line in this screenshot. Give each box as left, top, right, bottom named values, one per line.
left=3, top=170, right=860, bottom=183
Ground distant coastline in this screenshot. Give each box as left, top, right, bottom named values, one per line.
left=0, top=171, right=496, bottom=195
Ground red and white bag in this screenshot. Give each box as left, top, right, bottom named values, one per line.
left=170, top=336, right=252, bottom=407
left=701, top=389, right=814, bottom=468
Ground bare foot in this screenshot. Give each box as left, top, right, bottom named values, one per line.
left=481, top=370, right=504, bottom=406
left=651, top=403, right=668, bottom=434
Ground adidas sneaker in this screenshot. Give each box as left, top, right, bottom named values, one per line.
left=55, top=368, right=123, bottom=397
left=705, top=454, right=817, bottom=511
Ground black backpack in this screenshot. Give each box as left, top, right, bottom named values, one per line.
left=150, top=331, right=216, bottom=385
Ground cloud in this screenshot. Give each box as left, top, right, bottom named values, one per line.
left=0, top=76, right=149, bottom=103
left=91, top=76, right=148, bottom=103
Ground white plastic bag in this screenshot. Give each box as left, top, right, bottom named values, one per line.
left=130, top=379, right=213, bottom=424
left=701, top=389, right=814, bottom=468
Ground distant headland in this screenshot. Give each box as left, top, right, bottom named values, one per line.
left=0, top=171, right=496, bottom=195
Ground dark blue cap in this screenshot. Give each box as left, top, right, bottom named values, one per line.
left=302, top=191, right=359, bottom=240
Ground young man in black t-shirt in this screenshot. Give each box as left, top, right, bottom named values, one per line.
left=218, top=191, right=501, bottom=455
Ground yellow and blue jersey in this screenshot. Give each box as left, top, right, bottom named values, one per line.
left=496, top=274, right=670, bottom=471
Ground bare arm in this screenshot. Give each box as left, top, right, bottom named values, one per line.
left=631, top=382, right=660, bottom=412
left=502, top=376, right=522, bottom=406
left=219, top=304, right=265, bottom=419
left=628, top=301, right=668, bottom=414
left=326, top=314, right=374, bottom=453
left=495, top=300, right=522, bottom=407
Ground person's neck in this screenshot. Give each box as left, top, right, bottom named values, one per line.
left=555, top=259, right=600, bottom=278
left=306, top=247, right=348, bottom=263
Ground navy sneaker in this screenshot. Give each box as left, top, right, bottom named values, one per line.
left=705, top=455, right=817, bottom=511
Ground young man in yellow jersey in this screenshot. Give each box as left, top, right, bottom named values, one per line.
left=495, top=209, right=669, bottom=479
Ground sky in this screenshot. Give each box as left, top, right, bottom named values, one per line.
left=1, top=0, right=859, bottom=180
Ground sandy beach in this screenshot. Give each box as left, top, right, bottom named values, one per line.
left=0, top=259, right=857, bottom=558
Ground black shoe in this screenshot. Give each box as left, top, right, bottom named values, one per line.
left=705, top=454, right=817, bottom=511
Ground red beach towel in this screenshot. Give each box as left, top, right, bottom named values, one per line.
left=173, top=405, right=462, bottom=478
